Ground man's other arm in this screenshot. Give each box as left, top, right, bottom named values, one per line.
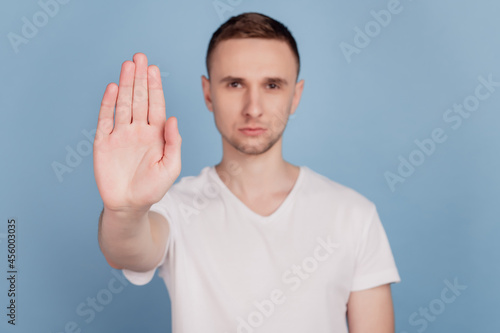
left=346, top=284, right=395, bottom=333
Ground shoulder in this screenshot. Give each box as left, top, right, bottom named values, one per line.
left=166, top=166, right=215, bottom=199
left=301, top=166, right=376, bottom=214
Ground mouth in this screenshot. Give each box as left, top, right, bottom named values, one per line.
left=240, top=127, right=265, bottom=130
left=239, top=127, right=267, bottom=136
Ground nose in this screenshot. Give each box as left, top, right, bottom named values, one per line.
left=241, top=85, right=263, bottom=118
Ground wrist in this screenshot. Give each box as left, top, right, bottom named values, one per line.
left=102, top=205, right=151, bottom=226
left=103, top=205, right=150, bottom=217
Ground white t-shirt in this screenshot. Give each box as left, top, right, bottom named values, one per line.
left=123, top=165, right=401, bottom=333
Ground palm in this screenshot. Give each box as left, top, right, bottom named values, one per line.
left=94, top=53, right=182, bottom=213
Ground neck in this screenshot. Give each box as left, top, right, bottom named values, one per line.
left=215, top=138, right=299, bottom=199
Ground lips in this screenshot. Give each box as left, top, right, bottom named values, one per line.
left=239, top=127, right=267, bottom=136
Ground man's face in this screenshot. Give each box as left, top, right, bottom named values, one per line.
left=202, top=38, right=304, bottom=155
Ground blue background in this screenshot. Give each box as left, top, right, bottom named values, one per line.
left=1, top=0, right=499, bottom=332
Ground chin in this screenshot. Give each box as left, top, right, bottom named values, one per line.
left=233, top=138, right=279, bottom=155
left=221, top=129, right=282, bottom=156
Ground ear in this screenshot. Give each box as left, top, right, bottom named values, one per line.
left=290, top=79, right=304, bottom=116
left=201, top=75, right=213, bottom=112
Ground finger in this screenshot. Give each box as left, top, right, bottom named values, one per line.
left=162, top=116, right=182, bottom=174
left=132, top=53, right=149, bottom=123
left=96, top=83, right=118, bottom=139
left=148, top=65, right=166, bottom=126
left=115, top=60, right=135, bottom=127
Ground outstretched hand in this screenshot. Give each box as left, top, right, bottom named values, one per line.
left=93, top=53, right=182, bottom=214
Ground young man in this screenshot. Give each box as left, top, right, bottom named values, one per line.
left=95, top=12, right=400, bottom=333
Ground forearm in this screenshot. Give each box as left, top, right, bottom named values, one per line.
left=98, top=207, right=159, bottom=271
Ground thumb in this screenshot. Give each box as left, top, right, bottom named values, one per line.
left=162, top=116, right=182, bottom=173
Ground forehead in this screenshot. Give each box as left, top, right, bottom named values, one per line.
left=210, top=38, right=297, bottom=79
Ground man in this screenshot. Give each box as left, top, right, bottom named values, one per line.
left=95, top=12, right=400, bottom=333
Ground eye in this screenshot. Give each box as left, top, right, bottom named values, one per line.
left=268, top=83, right=279, bottom=89
left=229, top=82, right=241, bottom=88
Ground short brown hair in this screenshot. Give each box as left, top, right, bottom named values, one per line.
left=206, top=12, right=300, bottom=80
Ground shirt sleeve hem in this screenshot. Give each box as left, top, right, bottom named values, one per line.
left=122, top=267, right=157, bottom=286
left=350, top=268, right=401, bottom=292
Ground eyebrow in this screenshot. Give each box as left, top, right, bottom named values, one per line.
left=219, top=76, right=289, bottom=86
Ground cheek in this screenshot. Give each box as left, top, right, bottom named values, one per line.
left=211, top=102, right=234, bottom=131
left=266, top=96, right=293, bottom=130
left=212, top=90, right=241, bottom=114
left=268, top=113, right=287, bottom=133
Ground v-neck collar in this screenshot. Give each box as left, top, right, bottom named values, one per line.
left=208, top=165, right=305, bottom=223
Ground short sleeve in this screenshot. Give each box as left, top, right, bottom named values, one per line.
left=351, top=206, right=401, bottom=291
left=122, top=191, right=176, bottom=286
